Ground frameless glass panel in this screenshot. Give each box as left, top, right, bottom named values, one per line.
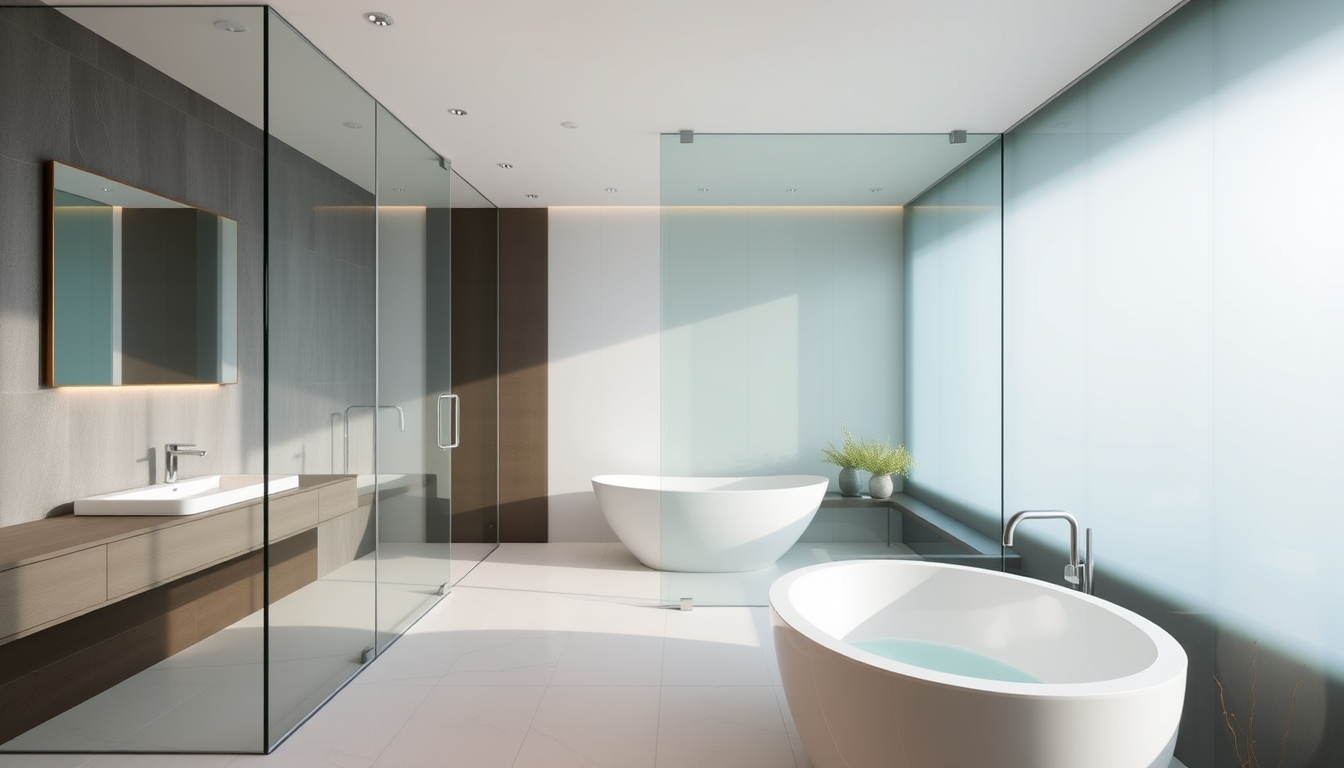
left=657, top=133, right=1003, bottom=608
left=374, top=105, right=454, bottom=650
left=447, top=171, right=499, bottom=583
left=0, top=4, right=266, bottom=753
left=265, top=11, right=377, bottom=748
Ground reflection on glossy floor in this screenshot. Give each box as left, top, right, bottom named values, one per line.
left=1, top=544, right=807, bottom=767
left=2, top=542, right=1193, bottom=768
left=1, top=543, right=488, bottom=755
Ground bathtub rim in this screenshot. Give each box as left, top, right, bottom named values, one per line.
left=770, top=559, right=1187, bottom=698
left=593, top=473, right=830, bottom=493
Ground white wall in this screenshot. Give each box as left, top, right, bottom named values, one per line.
left=547, top=207, right=661, bottom=542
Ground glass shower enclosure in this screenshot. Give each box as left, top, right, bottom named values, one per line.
left=0, top=5, right=497, bottom=755
left=657, top=132, right=1006, bottom=608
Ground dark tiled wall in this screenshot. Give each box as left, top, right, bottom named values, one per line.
left=0, top=7, right=265, bottom=527
left=265, top=137, right=376, bottom=476
left=448, top=208, right=500, bottom=543
left=498, top=209, right=548, bottom=542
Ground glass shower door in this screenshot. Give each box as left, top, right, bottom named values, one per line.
left=374, top=105, right=456, bottom=651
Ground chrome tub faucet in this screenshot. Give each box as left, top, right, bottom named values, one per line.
left=1003, top=510, right=1094, bottom=595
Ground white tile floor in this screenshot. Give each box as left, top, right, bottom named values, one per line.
left=1, top=543, right=1190, bottom=768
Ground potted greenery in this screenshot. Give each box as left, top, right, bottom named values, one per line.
left=853, top=435, right=914, bottom=500
left=820, top=426, right=867, bottom=497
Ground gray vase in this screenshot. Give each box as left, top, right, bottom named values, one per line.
left=838, top=467, right=864, bottom=497
left=868, top=474, right=894, bottom=499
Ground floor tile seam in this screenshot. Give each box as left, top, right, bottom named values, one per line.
left=454, top=585, right=661, bottom=607
left=429, top=630, right=572, bottom=686
left=103, top=676, right=233, bottom=749
left=358, top=685, right=433, bottom=768
left=505, top=686, right=554, bottom=768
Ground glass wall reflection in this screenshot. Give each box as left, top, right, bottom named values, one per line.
left=265, top=10, right=377, bottom=748
left=447, top=173, right=500, bottom=583
left=0, top=4, right=267, bottom=753
left=374, top=105, right=455, bottom=650
left=657, top=133, right=1003, bottom=607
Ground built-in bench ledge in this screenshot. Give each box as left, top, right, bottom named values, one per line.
left=819, top=492, right=1021, bottom=570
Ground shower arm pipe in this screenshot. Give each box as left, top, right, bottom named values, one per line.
left=342, top=404, right=405, bottom=474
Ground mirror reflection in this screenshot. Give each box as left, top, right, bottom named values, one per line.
left=49, top=161, right=238, bottom=386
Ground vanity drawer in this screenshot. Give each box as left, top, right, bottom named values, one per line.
left=106, top=505, right=263, bottom=598
left=0, top=547, right=107, bottom=640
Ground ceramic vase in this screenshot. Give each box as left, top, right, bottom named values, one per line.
left=838, top=467, right=864, bottom=497
left=868, top=473, right=894, bottom=499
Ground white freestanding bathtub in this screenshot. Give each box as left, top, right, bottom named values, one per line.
left=591, top=474, right=828, bottom=572
left=771, top=560, right=1187, bottom=768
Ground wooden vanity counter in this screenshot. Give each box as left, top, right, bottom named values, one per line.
left=0, top=475, right=357, bottom=647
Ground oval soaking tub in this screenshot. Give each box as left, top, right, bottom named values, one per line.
left=592, top=474, right=827, bottom=572
left=771, top=560, right=1186, bottom=768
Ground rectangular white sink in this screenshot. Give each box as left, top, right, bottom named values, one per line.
left=74, top=474, right=300, bottom=516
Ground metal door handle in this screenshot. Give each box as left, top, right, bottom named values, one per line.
left=436, top=393, right=461, bottom=450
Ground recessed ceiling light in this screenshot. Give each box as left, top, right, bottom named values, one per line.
left=697, top=188, right=709, bottom=192
left=525, top=194, right=539, bottom=199
left=497, top=163, right=513, bottom=169
left=785, top=188, right=798, bottom=193
left=364, top=12, right=393, bottom=26
left=448, top=108, right=467, bottom=116
left=560, top=121, right=578, bottom=129
left=343, top=121, right=362, bottom=129
left=102, top=187, right=111, bottom=192
left=869, top=187, right=883, bottom=193
left=213, top=19, right=247, bottom=33
left=604, top=187, right=618, bottom=193
left=392, top=187, right=407, bottom=192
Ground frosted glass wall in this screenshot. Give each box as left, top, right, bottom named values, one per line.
left=661, top=206, right=904, bottom=483
left=1002, top=0, right=1344, bottom=764
left=904, top=143, right=1002, bottom=536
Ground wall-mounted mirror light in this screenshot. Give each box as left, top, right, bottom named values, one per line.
left=48, top=161, right=238, bottom=386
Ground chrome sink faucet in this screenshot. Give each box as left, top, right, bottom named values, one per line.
left=1003, top=510, right=1094, bottom=595
left=164, top=443, right=208, bottom=483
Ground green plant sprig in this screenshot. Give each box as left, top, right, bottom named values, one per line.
left=820, top=425, right=864, bottom=468
left=852, top=437, right=914, bottom=477
left=821, top=426, right=915, bottom=477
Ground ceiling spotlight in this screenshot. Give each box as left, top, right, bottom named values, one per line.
left=343, top=121, right=362, bottom=129
left=604, top=187, right=618, bottom=193
left=869, top=187, right=883, bottom=193
left=785, top=188, right=798, bottom=193
left=213, top=19, right=247, bottom=33
left=697, top=188, right=709, bottom=192
left=560, top=121, right=578, bottom=129
left=364, top=12, right=394, bottom=26
left=525, top=194, right=539, bottom=199
left=392, top=187, right=407, bottom=192
left=448, top=108, right=467, bottom=116
left=102, top=187, right=111, bottom=192
left=497, top=163, right=513, bottom=169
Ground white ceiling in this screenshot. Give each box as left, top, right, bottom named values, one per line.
left=56, top=0, right=1186, bottom=207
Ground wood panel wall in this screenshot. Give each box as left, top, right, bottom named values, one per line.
left=498, top=209, right=548, bottom=542
left=448, top=208, right=500, bottom=544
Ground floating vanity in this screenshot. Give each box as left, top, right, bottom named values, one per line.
left=0, top=475, right=362, bottom=744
